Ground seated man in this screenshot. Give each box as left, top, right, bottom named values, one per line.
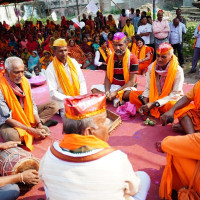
left=0, top=57, right=59, bottom=151
left=158, top=133, right=200, bottom=200
left=46, top=38, right=87, bottom=115
left=91, top=32, right=138, bottom=106
left=128, top=43, right=184, bottom=119
left=0, top=141, right=39, bottom=200
left=39, top=94, right=150, bottom=200
left=161, top=80, right=200, bottom=134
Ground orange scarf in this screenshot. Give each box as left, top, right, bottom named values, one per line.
left=99, top=47, right=111, bottom=62
left=59, top=134, right=109, bottom=150
left=0, top=72, right=35, bottom=151
left=131, top=42, right=137, bottom=54
left=53, top=56, right=80, bottom=96
left=193, top=24, right=200, bottom=48
left=135, top=45, right=146, bottom=59
left=107, top=48, right=130, bottom=84
left=107, top=40, right=114, bottom=53
left=149, top=55, right=178, bottom=118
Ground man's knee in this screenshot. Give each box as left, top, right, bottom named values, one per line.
left=0, top=184, right=20, bottom=200
left=49, top=101, right=59, bottom=114
left=0, top=124, right=20, bottom=142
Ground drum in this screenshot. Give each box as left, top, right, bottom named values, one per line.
left=0, top=146, right=39, bottom=176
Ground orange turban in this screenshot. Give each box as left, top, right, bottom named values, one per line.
left=53, top=38, right=67, bottom=47
left=65, top=94, right=106, bottom=120
left=157, top=42, right=173, bottom=55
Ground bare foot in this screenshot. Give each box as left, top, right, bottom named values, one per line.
left=155, top=141, right=164, bottom=153
left=172, top=123, right=185, bottom=133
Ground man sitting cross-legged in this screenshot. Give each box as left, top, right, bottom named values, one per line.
left=158, top=133, right=200, bottom=200
left=0, top=57, right=59, bottom=151
left=127, top=43, right=184, bottom=119
left=39, top=94, right=150, bottom=200
left=91, top=32, right=138, bottom=106
left=161, top=80, right=200, bottom=134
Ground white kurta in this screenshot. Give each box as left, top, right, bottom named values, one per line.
left=142, top=63, right=184, bottom=107
left=46, top=58, right=87, bottom=109
left=39, top=142, right=140, bottom=200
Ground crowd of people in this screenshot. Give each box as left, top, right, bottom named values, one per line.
left=0, top=5, right=200, bottom=200
left=1, top=7, right=197, bottom=76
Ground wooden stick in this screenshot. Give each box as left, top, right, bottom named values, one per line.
left=110, top=0, right=121, bottom=11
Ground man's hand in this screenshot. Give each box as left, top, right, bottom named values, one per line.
left=27, top=128, right=47, bottom=139
left=106, top=91, right=117, bottom=101
left=22, top=169, right=39, bottom=185
left=0, top=141, right=21, bottom=150
left=138, top=102, right=155, bottom=114
left=160, top=110, right=175, bottom=126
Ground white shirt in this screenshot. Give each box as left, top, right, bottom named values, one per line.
left=39, top=141, right=140, bottom=200
left=137, top=23, right=152, bottom=44
left=142, top=62, right=184, bottom=107
left=46, top=57, right=87, bottom=109
left=194, top=23, right=200, bottom=48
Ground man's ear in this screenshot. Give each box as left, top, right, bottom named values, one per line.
left=82, top=127, right=94, bottom=136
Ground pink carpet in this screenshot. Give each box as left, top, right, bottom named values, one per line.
left=16, top=70, right=193, bottom=200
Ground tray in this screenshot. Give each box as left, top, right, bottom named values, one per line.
left=107, top=110, right=122, bottom=134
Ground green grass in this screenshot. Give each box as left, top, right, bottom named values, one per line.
left=183, top=22, right=199, bottom=58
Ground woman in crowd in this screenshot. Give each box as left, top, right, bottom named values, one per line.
left=80, top=36, right=93, bottom=55
left=28, top=50, right=40, bottom=72
left=107, top=32, right=114, bottom=53
left=92, top=36, right=100, bottom=52
left=132, top=37, right=154, bottom=75
left=67, top=39, right=87, bottom=66
left=39, top=50, right=53, bottom=70
left=106, top=14, right=116, bottom=32
left=82, top=52, right=96, bottom=70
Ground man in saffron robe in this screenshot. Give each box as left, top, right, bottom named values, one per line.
left=45, top=38, right=87, bottom=115
left=158, top=133, right=200, bottom=200
left=39, top=93, right=150, bottom=200
left=128, top=43, right=184, bottom=118
left=161, top=80, right=200, bottom=134
left=0, top=57, right=59, bottom=151
left=91, top=32, right=138, bottom=105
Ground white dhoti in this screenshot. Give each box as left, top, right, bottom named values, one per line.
left=91, top=84, right=137, bottom=93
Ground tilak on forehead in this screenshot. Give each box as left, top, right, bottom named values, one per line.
left=113, top=32, right=127, bottom=42
left=157, top=42, right=173, bottom=55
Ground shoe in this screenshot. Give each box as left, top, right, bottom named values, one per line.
left=188, top=69, right=196, bottom=74
left=44, top=119, right=58, bottom=127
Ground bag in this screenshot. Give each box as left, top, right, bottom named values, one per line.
left=178, top=161, right=200, bottom=200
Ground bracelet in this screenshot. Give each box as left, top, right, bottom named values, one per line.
left=20, top=173, right=25, bottom=184
left=36, top=121, right=43, bottom=128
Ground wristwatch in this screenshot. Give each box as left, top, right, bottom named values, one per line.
left=155, top=102, right=160, bottom=107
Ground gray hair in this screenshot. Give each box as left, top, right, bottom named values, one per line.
left=62, top=115, right=98, bottom=135
left=169, top=48, right=174, bottom=57
left=5, top=57, right=23, bottom=73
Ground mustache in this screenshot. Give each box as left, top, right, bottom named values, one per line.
left=114, top=49, right=126, bottom=55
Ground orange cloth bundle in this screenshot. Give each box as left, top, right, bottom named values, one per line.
left=64, top=93, right=106, bottom=120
